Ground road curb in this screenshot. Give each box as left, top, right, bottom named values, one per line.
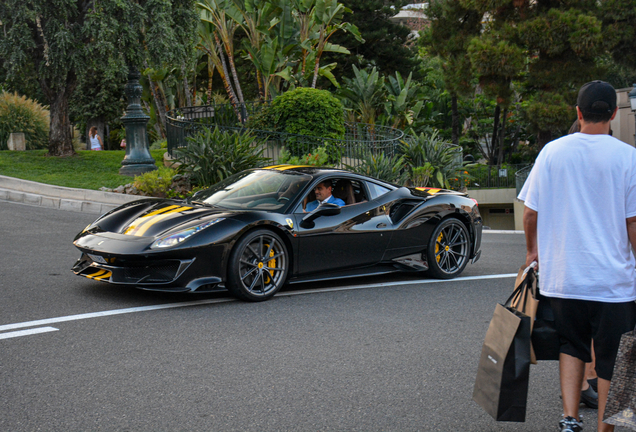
left=0, top=175, right=142, bottom=214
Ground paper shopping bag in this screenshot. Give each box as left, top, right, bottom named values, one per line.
left=510, top=266, right=539, bottom=363
left=473, top=302, right=532, bottom=422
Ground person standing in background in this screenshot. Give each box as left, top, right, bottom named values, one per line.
left=89, top=126, right=103, bottom=151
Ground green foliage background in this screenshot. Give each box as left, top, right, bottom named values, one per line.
left=175, top=127, right=268, bottom=186
left=0, top=92, right=49, bottom=150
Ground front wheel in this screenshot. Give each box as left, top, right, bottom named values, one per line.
left=226, top=229, right=289, bottom=301
left=426, top=217, right=470, bottom=279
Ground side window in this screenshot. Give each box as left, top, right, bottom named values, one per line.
left=294, top=179, right=326, bottom=213
left=295, top=177, right=370, bottom=212
left=366, top=182, right=391, bottom=199
left=333, top=178, right=372, bottom=206
left=347, top=180, right=368, bottom=204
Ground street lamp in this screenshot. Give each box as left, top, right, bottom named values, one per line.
left=630, top=84, right=636, bottom=147
left=119, top=67, right=157, bottom=176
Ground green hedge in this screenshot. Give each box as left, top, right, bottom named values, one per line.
left=249, top=88, right=345, bottom=158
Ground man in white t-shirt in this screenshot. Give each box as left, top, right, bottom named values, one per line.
left=518, top=81, right=636, bottom=432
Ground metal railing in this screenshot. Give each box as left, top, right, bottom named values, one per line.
left=466, top=164, right=532, bottom=189
left=515, top=164, right=533, bottom=195
left=165, top=103, right=405, bottom=168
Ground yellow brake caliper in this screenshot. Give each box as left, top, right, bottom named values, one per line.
left=264, top=245, right=276, bottom=283
left=435, top=232, right=444, bottom=263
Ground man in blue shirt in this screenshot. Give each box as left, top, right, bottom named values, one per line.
left=305, top=180, right=345, bottom=212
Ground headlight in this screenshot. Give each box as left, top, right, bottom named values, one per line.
left=150, top=218, right=225, bottom=249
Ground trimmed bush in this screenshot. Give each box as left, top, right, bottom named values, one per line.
left=0, top=92, right=49, bottom=150
left=249, top=88, right=345, bottom=158
left=133, top=167, right=178, bottom=198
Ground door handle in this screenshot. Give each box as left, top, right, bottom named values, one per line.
left=376, top=223, right=386, bottom=228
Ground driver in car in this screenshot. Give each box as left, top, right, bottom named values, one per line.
left=305, top=180, right=345, bottom=212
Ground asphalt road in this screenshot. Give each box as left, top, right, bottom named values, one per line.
left=0, top=201, right=612, bottom=431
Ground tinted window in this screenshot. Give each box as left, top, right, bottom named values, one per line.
left=367, top=182, right=391, bottom=199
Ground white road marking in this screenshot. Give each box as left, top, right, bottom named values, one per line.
left=278, top=273, right=518, bottom=297
left=0, top=327, right=59, bottom=340
left=0, top=298, right=235, bottom=333
left=0, top=273, right=517, bottom=333
left=483, top=230, right=524, bottom=234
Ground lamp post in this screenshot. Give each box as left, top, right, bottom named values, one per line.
left=629, top=84, right=636, bottom=147
left=119, top=67, right=157, bottom=176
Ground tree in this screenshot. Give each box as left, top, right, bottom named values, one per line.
left=0, top=0, right=197, bottom=156
left=424, top=0, right=609, bottom=151
left=325, top=0, right=419, bottom=82
left=197, top=0, right=362, bottom=109
left=599, top=0, right=636, bottom=87
left=465, top=3, right=526, bottom=165
left=421, top=1, right=482, bottom=144
left=70, top=64, right=128, bottom=150
left=518, top=2, right=605, bottom=148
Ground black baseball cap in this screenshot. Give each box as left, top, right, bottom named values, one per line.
left=577, top=80, right=616, bottom=114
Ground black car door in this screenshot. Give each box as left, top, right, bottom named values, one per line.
left=293, top=181, right=393, bottom=276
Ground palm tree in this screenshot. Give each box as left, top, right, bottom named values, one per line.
left=338, top=65, right=386, bottom=125
left=197, top=0, right=245, bottom=110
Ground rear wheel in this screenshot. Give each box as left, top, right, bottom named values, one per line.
left=226, top=229, right=289, bottom=301
left=426, top=217, right=470, bottom=279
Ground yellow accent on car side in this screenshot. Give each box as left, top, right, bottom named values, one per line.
left=415, top=187, right=442, bottom=194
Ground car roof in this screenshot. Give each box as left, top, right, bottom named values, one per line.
left=258, top=164, right=398, bottom=190
left=260, top=165, right=348, bottom=176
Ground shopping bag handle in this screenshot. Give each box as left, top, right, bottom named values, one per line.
left=505, top=264, right=537, bottom=308
left=523, top=261, right=538, bottom=275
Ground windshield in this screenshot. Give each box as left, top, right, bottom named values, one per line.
left=189, top=170, right=312, bottom=211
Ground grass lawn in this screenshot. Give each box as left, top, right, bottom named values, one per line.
left=0, top=149, right=165, bottom=190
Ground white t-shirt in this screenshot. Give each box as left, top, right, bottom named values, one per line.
left=518, top=132, right=636, bottom=302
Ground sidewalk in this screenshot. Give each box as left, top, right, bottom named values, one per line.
left=0, top=175, right=141, bottom=214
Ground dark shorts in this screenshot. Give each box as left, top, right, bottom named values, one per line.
left=549, top=298, right=636, bottom=380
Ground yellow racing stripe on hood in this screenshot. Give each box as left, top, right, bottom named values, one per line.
left=123, top=205, right=181, bottom=235
left=131, top=206, right=194, bottom=237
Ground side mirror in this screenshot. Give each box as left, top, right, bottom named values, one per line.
left=300, top=203, right=341, bottom=228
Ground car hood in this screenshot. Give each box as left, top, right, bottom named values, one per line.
left=94, top=199, right=236, bottom=238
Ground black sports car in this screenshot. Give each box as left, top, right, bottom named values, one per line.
left=72, top=166, right=482, bottom=301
